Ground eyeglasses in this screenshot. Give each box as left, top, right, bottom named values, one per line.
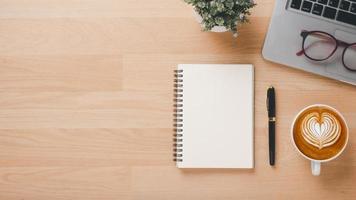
left=296, top=30, right=356, bottom=72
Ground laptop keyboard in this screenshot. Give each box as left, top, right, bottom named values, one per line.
left=289, top=0, right=356, bottom=27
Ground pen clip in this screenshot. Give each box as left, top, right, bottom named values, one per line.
left=266, top=91, right=270, bottom=112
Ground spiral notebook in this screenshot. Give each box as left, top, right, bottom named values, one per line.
left=173, top=64, right=254, bottom=168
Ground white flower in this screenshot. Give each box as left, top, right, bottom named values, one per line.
left=239, top=13, right=245, bottom=20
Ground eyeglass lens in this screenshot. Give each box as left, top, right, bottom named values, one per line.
left=303, top=32, right=337, bottom=61
left=343, top=44, right=356, bottom=71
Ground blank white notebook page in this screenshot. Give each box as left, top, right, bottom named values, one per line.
left=176, top=64, right=254, bottom=168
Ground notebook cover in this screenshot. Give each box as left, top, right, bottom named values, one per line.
left=174, top=64, right=254, bottom=168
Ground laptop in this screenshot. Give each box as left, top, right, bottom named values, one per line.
left=263, top=0, right=356, bottom=85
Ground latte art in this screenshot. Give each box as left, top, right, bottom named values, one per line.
left=301, top=111, right=341, bottom=149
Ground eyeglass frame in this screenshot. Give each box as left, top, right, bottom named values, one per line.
left=296, top=30, right=356, bottom=72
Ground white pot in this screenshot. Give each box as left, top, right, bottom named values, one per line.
left=193, top=11, right=228, bottom=33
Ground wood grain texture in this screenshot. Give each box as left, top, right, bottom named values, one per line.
left=0, top=0, right=355, bottom=199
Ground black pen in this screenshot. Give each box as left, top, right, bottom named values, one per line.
left=266, top=86, right=276, bottom=166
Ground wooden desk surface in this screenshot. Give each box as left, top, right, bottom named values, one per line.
left=0, top=0, right=355, bottom=199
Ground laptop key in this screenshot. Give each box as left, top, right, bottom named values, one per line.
left=351, top=3, right=356, bottom=13
left=291, top=0, right=303, bottom=9
left=337, top=10, right=356, bottom=26
left=317, top=0, right=328, bottom=5
left=302, top=1, right=313, bottom=12
left=340, top=0, right=351, bottom=10
left=323, top=6, right=337, bottom=19
left=329, top=0, right=340, bottom=7
left=312, top=3, right=324, bottom=15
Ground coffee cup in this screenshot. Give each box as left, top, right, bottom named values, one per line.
left=291, top=104, right=349, bottom=176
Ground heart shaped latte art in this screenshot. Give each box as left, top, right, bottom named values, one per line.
left=301, top=111, right=341, bottom=149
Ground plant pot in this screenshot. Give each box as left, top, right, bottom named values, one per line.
left=193, top=11, right=228, bottom=33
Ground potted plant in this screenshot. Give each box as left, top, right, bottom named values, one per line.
left=184, top=0, right=256, bottom=37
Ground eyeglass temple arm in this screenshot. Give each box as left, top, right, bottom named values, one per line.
left=296, top=41, right=330, bottom=56
left=296, top=40, right=349, bottom=56
left=296, top=49, right=304, bottom=56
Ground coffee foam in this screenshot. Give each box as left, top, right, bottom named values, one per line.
left=301, top=111, right=341, bottom=149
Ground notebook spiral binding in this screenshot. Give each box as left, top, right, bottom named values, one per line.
left=173, top=69, right=183, bottom=162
